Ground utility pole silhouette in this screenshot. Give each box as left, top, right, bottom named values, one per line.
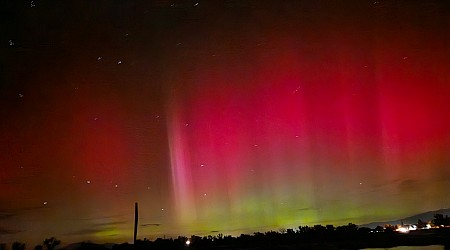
left=134, top=202, right=138, bottom=245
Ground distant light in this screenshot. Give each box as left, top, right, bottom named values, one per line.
left=43, top=201, right=48, bottom=205
left=161, top=208, right=164, bottom=211
left=185, top=240, right=190, bottom=246
left=396, top=227, right=409, bottom=233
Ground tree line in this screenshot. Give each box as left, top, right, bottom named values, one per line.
left=6, top=214, right=450, bottom=250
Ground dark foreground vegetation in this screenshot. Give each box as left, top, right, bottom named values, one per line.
left=123, top=227, right=450, bottom=250
left=7, top=214, right=450, bottom=250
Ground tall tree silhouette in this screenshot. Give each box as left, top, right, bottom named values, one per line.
left=43, top=237, right=60, bottom=250
left=12, top=242, right=25, bottom=250
left=432, top=214, right=450, bottom=226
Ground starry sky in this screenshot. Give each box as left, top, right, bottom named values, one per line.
left=0, top=0, right=449, bottom=246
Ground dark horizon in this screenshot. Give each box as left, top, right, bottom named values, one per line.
left=2, top=213, right=450, bottom=250
left=2, top=207, right=449, bottom=247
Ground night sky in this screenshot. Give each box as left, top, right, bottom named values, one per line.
left=1, top=0, right=449, bottom=246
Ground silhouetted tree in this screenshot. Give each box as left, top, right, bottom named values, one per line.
left=432, top=214, right=450, bottom=227
left=43, top=237, right=60, bottom=250
left=358, top=227, right=371, bottom=234
left=417, top=219, right=428, bottom=229
left=12, top=242, right=25, bottom=250
left=35, top=245, right=43, bottom=250
left=374, top=225, right=384, bottom=232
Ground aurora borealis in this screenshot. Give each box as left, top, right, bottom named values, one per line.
left=1, top=0, right=449, bottom=247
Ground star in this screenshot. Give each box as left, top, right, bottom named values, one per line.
left=30, top=1, right=35, bottom=7
left=86, top=180, right=91, bottom=184
left=117, top=60, right=122, bottom=64
left=194, top=2, right=199, bottom=7
left=9, top=40, right=14, bottom=46
left=43, top=201, right=48, bottom=205
left=19, top=94, right=24, bottom=98
left=114, top=184, right=118, bottom=188
left=97, top=56, right=102, bottom=61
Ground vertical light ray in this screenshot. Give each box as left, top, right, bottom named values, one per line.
left=167, top=98, right=197, bottom=227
